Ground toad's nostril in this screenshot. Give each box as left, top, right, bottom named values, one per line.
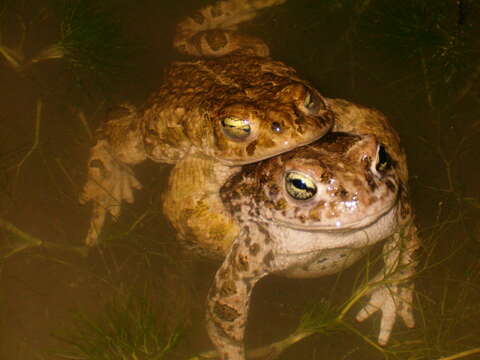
left=271, top=121, right=282, bottom=133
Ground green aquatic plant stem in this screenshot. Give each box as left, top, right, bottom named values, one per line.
left=438, top=348, right=480, bottom=360
left=192, top=265, right=422, bottom=360
left=0, top=216, right=42, bottom=247
left=189, top=281, right=383, bottom=360
left=189, top=320, right=342, bottom=359
left=0, top=216, right=42, bottom=257
left=30, top=43, right=65, bottom=63
left=450, top=61, right=480, bottom=106
left=0, top=216, right=88, bottom=258
left=420, top=48, right=434, bottom=111
left=0, top=44, right=23, bottom=69
left=188, top=330, right=317, bottom=360
left=16, top=99, right=42, bottom=178
left=53, top=293, right=183, bottom=359
left=75, top=109, right=93, bottom=141
left=337, top=281, right=372, bottom=320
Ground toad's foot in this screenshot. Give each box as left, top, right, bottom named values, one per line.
left=356, top=282, right=415, bottom=345
left=80, top=141, right=142, bottom=246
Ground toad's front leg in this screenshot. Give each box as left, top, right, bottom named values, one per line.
left=356, top=222, right=419, bottom=345
left=80, top=105, right=147, bottom=246
left=206, top=225, right=276, bottom=360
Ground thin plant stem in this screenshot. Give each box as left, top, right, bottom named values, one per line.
left=337, top=282, right=372, bottom=320
left=16, top=98, right=42, bottom=177
left=0, top=216, right=88, bottom=258
left=438, top=348, right=480, bottom=360
left=0, top=44, right=23, bottom=69
left=127, top=210, right=151, bottom=234
left=449, top=61, right=480, bottom=106
left=55, top=158, right=77, bottom=193
left=76, top=108, right=93, bottom=141
left=326, top=0, right=372, bottom=71
left=16, top=14, right=27, bottom=52
left=187, top=330, right=316, bottom=360
left=419, top=49, right=434, bottom=111
left=340, top=320, right=385, bottom=353
left=188, top=281, right=381, bottom=360
left=0, top=216, right=42, bottom=247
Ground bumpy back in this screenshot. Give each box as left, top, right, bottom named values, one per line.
left=173, top=0, right=286, bottom=57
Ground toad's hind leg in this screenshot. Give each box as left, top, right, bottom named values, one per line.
left=174, top=0, right=287, bottom=58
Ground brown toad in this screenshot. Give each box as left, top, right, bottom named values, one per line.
left=163, top=99, right=419, bottom=359
left=80, top=0, right=334, bottom=245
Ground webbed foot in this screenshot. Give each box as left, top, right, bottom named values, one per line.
left=356, top=283, right=415, bottom=345
left=80, top=141, right=142, bottom=246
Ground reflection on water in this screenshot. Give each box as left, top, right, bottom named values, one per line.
left=0, top=0, right=479, bottom=359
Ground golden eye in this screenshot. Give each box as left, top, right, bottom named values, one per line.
left=304, top=92, right=312, bottom=107
left=302, top=90, right=323, bottom=114
left=285, top=171, right=317, bottom=200
left=303, top=91, right=322, bottom=112
left=375, top=145, right=392, bottom=173
left=221, top=116, right=251, bottom=141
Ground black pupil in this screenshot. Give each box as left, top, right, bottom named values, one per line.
left=293, top=178, right=308, bottom=190
left=221, top=118, right=250, bottom=135
left=376, top=145, right=391, bottom=172
left=272, top=122, right=281, bottom=133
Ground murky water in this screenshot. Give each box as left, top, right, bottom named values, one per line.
left=1, top=1, right=479, bottom=359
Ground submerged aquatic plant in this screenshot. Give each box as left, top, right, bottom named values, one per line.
left=32, top=0, right=133, bottom=86
left=360, top=0, right=479, bottom=104
left=0, top=0, right=24, bottom=69
left=363, top=0, right=447, bottom=59
left=189, top=226, right=480, bottom=360
left=53, top=293, right=183, bottom=360
left=0, top=0, right=134, bottom=88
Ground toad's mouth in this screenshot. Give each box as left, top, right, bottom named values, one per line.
left=268, top=199, right=397, bottom=232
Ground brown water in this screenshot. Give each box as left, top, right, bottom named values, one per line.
left=1, top=1, right=479, bottom=359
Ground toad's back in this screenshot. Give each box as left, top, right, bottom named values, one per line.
left=140, top=54, right=333, bottom=165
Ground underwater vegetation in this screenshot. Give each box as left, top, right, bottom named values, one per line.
left=0, top=0, right=479, bottom=359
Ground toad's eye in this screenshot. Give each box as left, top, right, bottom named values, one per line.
left=221, top=116, right=251, bottom=141
left=285, top=171, right=317, bottom=200
left=302, top=90, right=323, bottom=114
left=375, top=145, right=392, bottom=173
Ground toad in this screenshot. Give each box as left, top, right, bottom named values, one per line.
left=80, top=0, right=333, bottom=245
left=163, top=99, right=419, bottom=359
